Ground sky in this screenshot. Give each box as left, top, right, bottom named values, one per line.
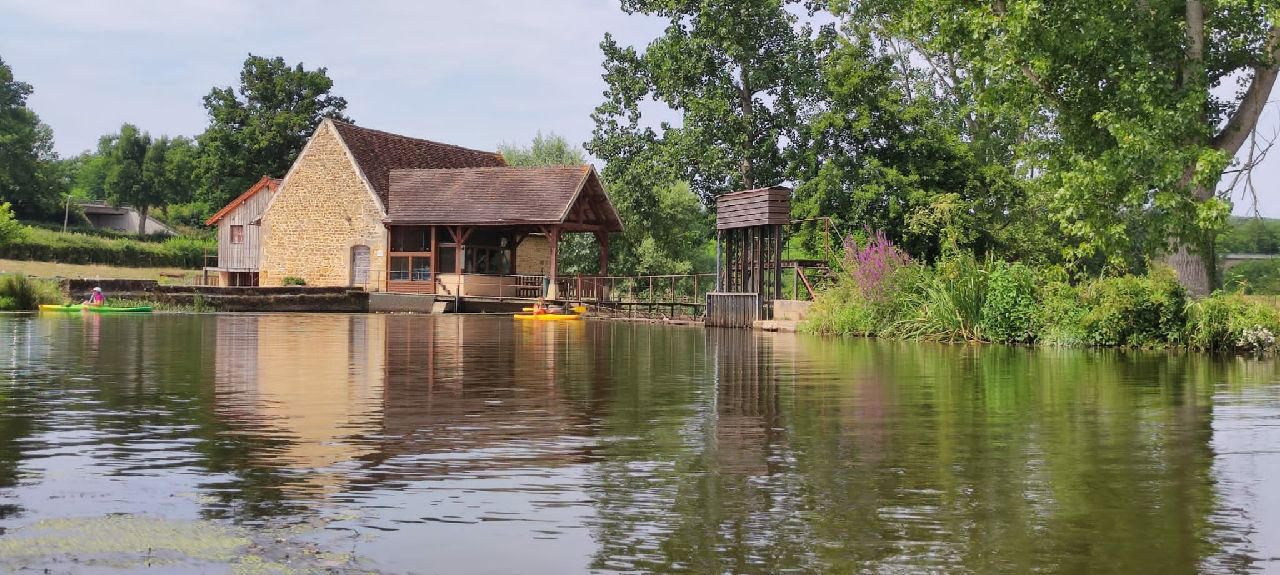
left=1, top=0, right=1276, bottom=216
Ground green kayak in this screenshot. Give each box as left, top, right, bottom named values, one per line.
left=40, top=304, right=153, bottom=313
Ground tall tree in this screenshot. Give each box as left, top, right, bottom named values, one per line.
left=197, top=54, right=349, bottom=207
left=588, top=0, right=823, bottom=204
left=879, top=0, right=1280, bottom=293
left=102, top=124, right=155, bottom=235
left=0, top=56, right=62, bottom=220
left=793, top=24, right=1037, bottom=262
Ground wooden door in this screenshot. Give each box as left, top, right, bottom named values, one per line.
left=351, top=245, right=371, bottom=286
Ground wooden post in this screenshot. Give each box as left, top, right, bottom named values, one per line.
left=548, top=226, right=560, bottom=299
left=595, top=231, right=609, bottom=275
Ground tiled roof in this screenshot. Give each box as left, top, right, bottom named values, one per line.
left=205, top=176, right=281, bottom=225
left=330, top=120, right=506, bottom=206
left=385, top=166, right=622, bottom=231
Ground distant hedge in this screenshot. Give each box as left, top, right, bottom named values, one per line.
left=0, top=226, right=214, bottom=269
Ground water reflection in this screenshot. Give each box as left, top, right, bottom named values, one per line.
left=0, top=314, right=1277, bottom=572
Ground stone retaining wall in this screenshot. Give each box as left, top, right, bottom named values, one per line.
left=59, top=279, right=368, bottom=312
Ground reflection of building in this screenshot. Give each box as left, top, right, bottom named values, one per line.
left=211, top=315, right=595, bottom=494
left=709, top=329, right=784, bottom=476
left=212, top=315, right=385, bottom=494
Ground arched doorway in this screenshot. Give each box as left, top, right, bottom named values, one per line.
left=351, top=245, right=371, bottom=287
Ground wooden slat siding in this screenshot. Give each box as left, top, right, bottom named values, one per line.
left=716, top=187, right=792, bottom=230
left=387, top=281, right=434, bottom=294
left=217, top=185, right=275, bottom=271
left=705, top=292, right=760, bottom=328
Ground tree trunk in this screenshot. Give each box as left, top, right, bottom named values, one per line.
left=138, top=204, right=148, bottom=236
left=1166, top=243, right=1212, bottom=296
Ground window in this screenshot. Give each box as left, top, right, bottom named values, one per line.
left=438, top=247, right=457, bottom=273
left=465, top=247, right=510, bottom=275
left=390, top=256, right=432, bottom=282
left=391, top=227, right=431, bottom=252
left=389, top=257, right=411, bottom=281
left=230, top=225, right=245, bottom=244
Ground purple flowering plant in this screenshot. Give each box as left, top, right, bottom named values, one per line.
left=843, top=228, right=912, bottom=301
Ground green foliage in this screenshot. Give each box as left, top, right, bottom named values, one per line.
left=0, top=274, right=61, bottom=310
left=1186, top=293, right=1280, bottom=353
left=591, top=0, right=820, bottom=203
left=281, top=276, right=306, bottom=286
left=886, top=255, right=987, bottom=341
left=1036, top=280, right=1090, bottom=347
left=1219, top=217, right=1280, bottom=255
left=498, top=132, right=586, bottom=167
left=1073, top=269, right=1188, bottom=348
left=197, top=54, right=349, bottom=208
left=1223, top=259, right=1280, bottom=295
left=158, top=202, right=216, bottom=229
left=980, top=261, right=1039, bottom=344
left=0, top=202, right=24, bottom=244
left=0, top=56, right=65, bottom=220
left=0, top=227, right=212, bottom=268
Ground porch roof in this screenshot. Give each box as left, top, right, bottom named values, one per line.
left=384, top=165, right=623, bottom=232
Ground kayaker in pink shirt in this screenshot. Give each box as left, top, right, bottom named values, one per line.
left=83, top=287, right=105, bottom=307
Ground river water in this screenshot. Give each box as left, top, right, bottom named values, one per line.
left=0, top=313, right=1277, bottom=574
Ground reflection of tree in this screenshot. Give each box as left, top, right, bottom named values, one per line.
left=582, top=332, right=1253, bottom=573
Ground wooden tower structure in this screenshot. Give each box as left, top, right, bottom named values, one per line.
left=707, top=186, right=790, bottom=327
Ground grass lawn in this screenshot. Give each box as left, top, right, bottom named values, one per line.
left=0, top=259, right=201, bottom=283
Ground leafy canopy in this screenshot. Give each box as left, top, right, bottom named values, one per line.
left=197, top=54, right=349, bottom=208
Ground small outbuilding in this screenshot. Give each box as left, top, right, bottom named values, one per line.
left=204, top=176, right=281, bottom=286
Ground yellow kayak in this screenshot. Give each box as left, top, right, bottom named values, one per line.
left=513, top=313, right=582, bottom=321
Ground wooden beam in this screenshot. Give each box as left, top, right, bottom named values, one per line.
left=594, top=231, right=609, bottom=275
left=548, top=226, right=561, bottom=299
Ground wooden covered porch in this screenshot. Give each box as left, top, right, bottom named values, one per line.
left=382, top=165, right=623, bottom=299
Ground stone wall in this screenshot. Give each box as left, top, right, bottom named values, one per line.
left=516, top=235, right=551, bottom=275
left=260, top=121, right=387, bottom=291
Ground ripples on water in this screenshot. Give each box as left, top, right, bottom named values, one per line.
left=0, top=313, right=1278, bottom=573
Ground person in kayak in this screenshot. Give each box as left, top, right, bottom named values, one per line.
left=83, top=287, right=106, bottom=307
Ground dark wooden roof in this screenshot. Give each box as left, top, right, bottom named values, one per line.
left=206, top=176, right=281, bottom=226
left=385, top=165, right=622, bottom=232
left=716, top=186, right=791, bottom=230
left=330, top=120, right=506, bottom=207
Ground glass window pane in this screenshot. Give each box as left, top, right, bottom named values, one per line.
left=411, top=257, right=431, bottom=281
left=389, top=257, right=410, bottom=281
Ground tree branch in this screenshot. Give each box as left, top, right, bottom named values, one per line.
left=1211, top=25, right=1280, bottom=157
left=1181, top=0, right=1205, bottom=88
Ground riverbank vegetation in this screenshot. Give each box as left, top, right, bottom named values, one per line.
left=0, top=221, right=212, bottom=269
left=803, top=233, right=1280, bottom=353
left=0, top=274, right=61, bottom=311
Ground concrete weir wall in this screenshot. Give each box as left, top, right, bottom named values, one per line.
left=61, top=279, right=369, bottom=312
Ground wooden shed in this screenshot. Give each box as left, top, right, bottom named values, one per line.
left=204, top=176, right=280, bottom=286
left=707, top=186, right=791, bottom=327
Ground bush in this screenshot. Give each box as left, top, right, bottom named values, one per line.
left=1036, top=280, right=1089, bottom=346
left=0, top=202, right=24, bottom=244
left=1186, top=293, right=1280, bottom=352
left=282, top=276, right=306, bottom=286
left=981, top=261, right=1039, bottom=344
left=0, top=274, right=62, bottom=310
left=1223, top=259, right=1280, bottom=294
left=1076, top=267, right=1187, bottom=347
left=0, top=226, right=213, bottom=269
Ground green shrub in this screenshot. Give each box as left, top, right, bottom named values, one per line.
left=1076, top=267, right=1187, bottom=347
left=0, top=202, right=24, bottom=244
left=1223, top=259, right=1280, bottom=294
left=1036, top=281, right=1088, bottom=346
left=0, top=227, right=213, bottom=268
left=981, top=261, right=1038, bottom=343
left=282, top=276, right=307, bottom=286
left=0, top=296, right=14, bottom=310
left=0, top=274, right=62, bottom=310
left=1186, top=293, right=1280, bottom=352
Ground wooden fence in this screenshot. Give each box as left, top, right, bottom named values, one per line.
left=705, top=293, right=761, bottom=328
